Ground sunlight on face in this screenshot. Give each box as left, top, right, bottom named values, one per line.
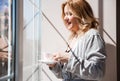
left=64, top=4, right=79, bottom=32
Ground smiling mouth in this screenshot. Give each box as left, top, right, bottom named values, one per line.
left=66, top=22, right=73, bottom=29
left=66, top=22, right=71, bottom=25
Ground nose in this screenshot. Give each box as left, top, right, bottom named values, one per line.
left=64, top=15, right=69, bottom=22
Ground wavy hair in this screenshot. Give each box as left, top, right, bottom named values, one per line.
left=62, top=0, right=99, bottom=30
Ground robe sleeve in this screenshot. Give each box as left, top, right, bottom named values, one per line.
left=66, top=34, right=106, bottom=80
left=49, top=62, right=63, bottom=79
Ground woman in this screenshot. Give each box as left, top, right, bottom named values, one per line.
left=48, top=0, right=106, bottom=81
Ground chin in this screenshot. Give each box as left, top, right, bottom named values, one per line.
left=67, top=26, right=73, bottom=30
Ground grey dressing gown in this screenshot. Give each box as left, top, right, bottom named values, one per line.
left=50, top=29, right=106, bottom=81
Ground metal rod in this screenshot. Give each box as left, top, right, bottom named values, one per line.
left=42, top=68, right=53, bottom=81
left=26, top=66, right=39, bottom=81
left=0, top=73, right=13, bottom=81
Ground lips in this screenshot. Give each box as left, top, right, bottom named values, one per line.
left=66, top=21, right=73, bottom=29
left=66, top=21, right=71, bottom=25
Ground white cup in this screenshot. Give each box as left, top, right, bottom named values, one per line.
left=42, top=52, right=53, bottom=61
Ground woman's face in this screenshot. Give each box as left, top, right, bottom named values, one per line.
left=64, top=4, right=79, bottom=32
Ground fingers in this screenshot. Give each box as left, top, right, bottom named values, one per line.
left=52, top=53, right=61, bottom=61
left=48, top=52, right=69, bottom=64
left=52, top=54, right=64, bottom=63
left=47, top=63, right=56, bottom=68
left=47, top=64, right=53, bottom=67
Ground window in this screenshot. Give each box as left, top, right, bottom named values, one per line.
left=0, top=0, right=14, bottom=81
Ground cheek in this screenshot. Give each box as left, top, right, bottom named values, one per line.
left=70, top=17, right=78, bottom=25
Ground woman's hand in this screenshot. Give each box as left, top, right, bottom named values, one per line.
left=47, top=63, right=56, bottom=68
left=52, top=52, right=71, bottom=63
left=47, top=52, right=71, bottom=68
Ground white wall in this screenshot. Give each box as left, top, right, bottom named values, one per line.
left=102, top=0, right=116, bottom=81
left=41, top=0, right=116, bottom=81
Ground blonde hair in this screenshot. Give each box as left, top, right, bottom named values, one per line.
left=61, top=0, right=99, bottom=39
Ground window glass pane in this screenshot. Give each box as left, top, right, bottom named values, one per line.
left=0, top=0, right=13, bottom=81
left=23, top=0, right=41, bottom=81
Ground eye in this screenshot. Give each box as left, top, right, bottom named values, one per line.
left=68, top=12, right=72, bottom=16
left=67, top=12, right=72, bottom=16
left=65, top=12, right=73, bottom=16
